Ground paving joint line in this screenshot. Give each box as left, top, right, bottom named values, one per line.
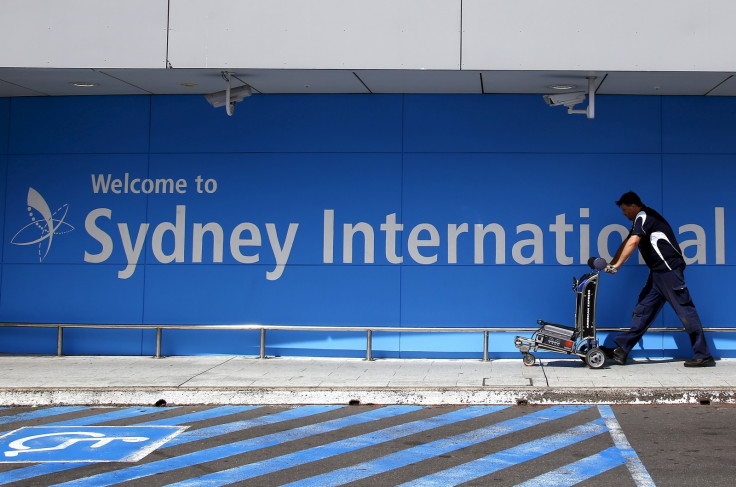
left=175, top=356, right=239, bottom=388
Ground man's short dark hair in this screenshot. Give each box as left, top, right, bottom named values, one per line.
left=615, top=191, right=644, bottom=207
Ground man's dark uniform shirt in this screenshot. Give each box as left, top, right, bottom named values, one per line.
left=629, top=206, right=686, bottom=272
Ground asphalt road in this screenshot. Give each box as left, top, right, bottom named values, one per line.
left=613, top=404, right=736, bottom=487
left=0, top=403, right=732, bottom=486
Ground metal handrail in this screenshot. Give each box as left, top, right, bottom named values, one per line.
left=0, top=322, right=734, bottom=361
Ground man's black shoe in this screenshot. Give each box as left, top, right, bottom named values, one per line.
left=599, top=346, right=615, bottom=359
left=684, top=356, right=716, bottom=367
left=612, top=347, right=628, bottom=365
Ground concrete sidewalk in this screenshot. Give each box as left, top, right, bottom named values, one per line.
left=0, top=355, right=733, bottom=406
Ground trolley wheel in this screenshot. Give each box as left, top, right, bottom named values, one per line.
left=585, top=348, right=606, bottom=369
left=523, top=353, right=536, bottom=366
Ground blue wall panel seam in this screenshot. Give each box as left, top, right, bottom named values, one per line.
left=141, top=95, right=154, bottom=333
left=0, top=99, right=10, bottom=313
left=399, top=94, right=405, bottom=354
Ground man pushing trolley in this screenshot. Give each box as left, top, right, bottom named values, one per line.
left=516, top=191, right=716, bottom=369
left=600, top=191, right=714, bottom=367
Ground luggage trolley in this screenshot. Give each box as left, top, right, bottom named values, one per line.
left=514, top=257, right=608, bottom=369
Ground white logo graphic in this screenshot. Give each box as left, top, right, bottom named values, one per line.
left=10, top=187, right=74, bottom=261
left=4, top=431, right=148, bottom=457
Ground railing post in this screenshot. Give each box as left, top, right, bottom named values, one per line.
left=57, top=326, right=63, bottom=357
left=483, top=330, right=489, bottom=362
left=366, top=329, right=373, bottom=361
left=155, top=328, right=162, bottom=358
left=259, top=328, right=266, bottom=359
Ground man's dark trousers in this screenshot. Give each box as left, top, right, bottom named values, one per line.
left=614, top=268, right=712, bottom=359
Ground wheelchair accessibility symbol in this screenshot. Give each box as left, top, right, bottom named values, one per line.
left=0, top=426, right=186, bottom=463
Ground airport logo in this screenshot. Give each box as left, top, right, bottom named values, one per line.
left=10, top=187, right=75, bottom=261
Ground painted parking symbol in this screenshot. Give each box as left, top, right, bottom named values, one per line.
left=0, top=426, right=186, bottom=463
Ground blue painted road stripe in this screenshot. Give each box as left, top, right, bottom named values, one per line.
left=281, top=405, right=590, bottom=487
left=0, top=407, right=87, bottom=429
left=49, top=405, right=420, bottom=487
left=514, top=446, right=626, bottom=486
left=166, top=404, right=341, bottom=447
left=0, top=405, right=336, bottom=485
left=48, top=407, right=174, bottom=426
left=167, top=406, right=508, bottom=487
left=397, top=418, right=609, bottom=487
left=138, top=406, right=261, bottom=426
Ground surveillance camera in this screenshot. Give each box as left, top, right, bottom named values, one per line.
left=204, top=84, right=253, bottom=108
left=543, top=92, right=586, bottom=109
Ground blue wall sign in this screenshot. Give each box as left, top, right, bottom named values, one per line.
left=1, top=94, right=735, bottom=358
